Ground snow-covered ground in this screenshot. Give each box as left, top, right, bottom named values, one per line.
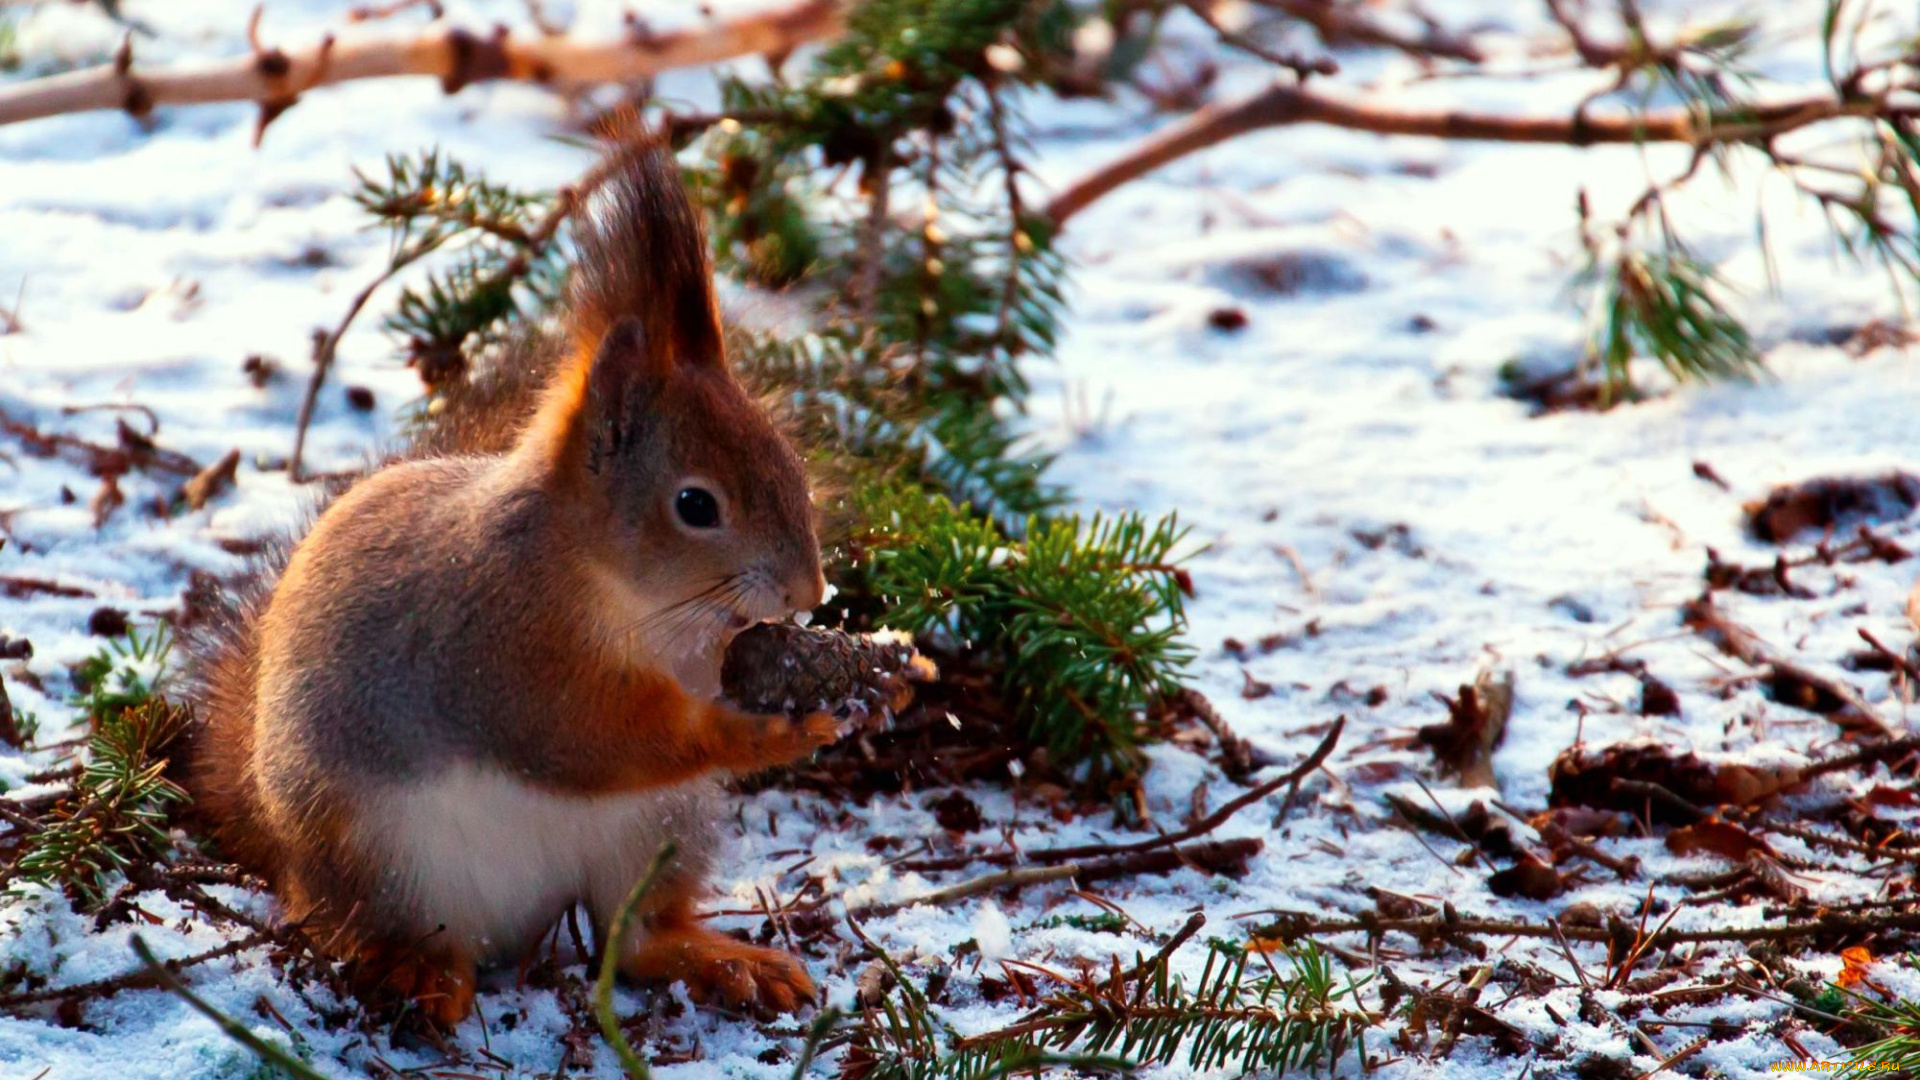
left=6, top=1, right=1920, bottom=1077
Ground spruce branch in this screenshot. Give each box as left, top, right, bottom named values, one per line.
left=842, top=922, right=1375, bottom=1080
left=853, top=484, right=1193, bottom=776
left=290, top=150, right=576, bottom=480
left=690, top=0, right=1075, bottom=521
left=10, top=697, right=190, bottom=907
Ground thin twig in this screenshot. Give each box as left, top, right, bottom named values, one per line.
left=1256, top=905, right=1920, bottom=948
left=0, top=933, right=267, bottom=1007
left=1252, top=0, right=1482, bottom=63
left=1798, top=730, right=1920, bottom=782
left=1184, top=0, right=1338, bottom=79
left=287, top=267, right=398, bottom=483
left=900, top=716, right=1340, bottom=873
left=1858, top=628, right=1920, bottom=684
left=130, top=936, right=331, bottom=1080
left=1023, top=715, right=1342, bottom=864
left=837, top=839, right=1261, bottom=917
left=856, top=862, right=1083, bottom=919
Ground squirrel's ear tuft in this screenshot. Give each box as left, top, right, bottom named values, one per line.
left=668, top=276, right=725, bottom=372
left=569, top=135, right=729, bottom=375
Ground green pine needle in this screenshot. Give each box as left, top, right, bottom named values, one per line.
left=14, top=697, right=190, bottom=907
left=353, top=150, right=566, bottom=386
left=854, top=482, right=1192, bottom=776
left=844, top=936, right=1373, bottom=1080
left=1584, top=247, right=1762, bottom=402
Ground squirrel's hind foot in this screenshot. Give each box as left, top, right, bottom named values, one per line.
left=622, top=925, right=816, bottom=1016
left=351, top=941, right=478, bottom=1027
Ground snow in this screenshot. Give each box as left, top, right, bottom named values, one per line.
left=5, top=0, right=1920, bottom=1077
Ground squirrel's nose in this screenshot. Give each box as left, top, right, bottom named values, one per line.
left=784, top=566, right=827, bottom=612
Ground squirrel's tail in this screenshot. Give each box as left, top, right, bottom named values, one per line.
left=173, top=534, right=299, bottom=876
left=567, top=130, right=724, bottom=368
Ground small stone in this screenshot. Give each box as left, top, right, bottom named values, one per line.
left=1207, top=306, right=1249, bottom=332
left=1558, top=901, right=1605, bottom=928
left=87, top=607, right=129, bottom=638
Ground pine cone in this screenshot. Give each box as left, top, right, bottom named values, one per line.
left=721, top=624, right=934, bottom=728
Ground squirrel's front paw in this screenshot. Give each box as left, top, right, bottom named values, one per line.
left=623, top=928, right=816, bottom=1016
left=740, top=709, right=839, bottom=770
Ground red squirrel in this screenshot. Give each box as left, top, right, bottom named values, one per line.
left=184, top=136, right=835, bottom=1024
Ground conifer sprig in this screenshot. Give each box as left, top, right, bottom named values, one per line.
left=1581, top=244, right=1759, bottom=400
left=0, top=626, right=193, bottom=908
left=11, top=699, right=189, bottom=907
left=851, top=484, right=1191, bottom=775
left=69, top=621, right=170, bottom=728
left=353, top=150, right=567, bottom=387
left=686, top=0, right=1079, bottom=523
left=843, top=934, right=1374, bottom=1080
left=1840, top=993, right=1920, bottom=1072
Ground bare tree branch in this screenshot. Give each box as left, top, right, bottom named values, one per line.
left=0, top=0, right=843, bottom=131
left=1252, top=0, right=1483, bottom=64
left=1045, top=81, right=1917, bottom=227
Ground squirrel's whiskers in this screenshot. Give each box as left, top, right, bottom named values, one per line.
left=624, top=572, right=752, bottom=656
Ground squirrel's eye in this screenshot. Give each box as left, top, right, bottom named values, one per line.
left=675, top=487, right=722, bottom=529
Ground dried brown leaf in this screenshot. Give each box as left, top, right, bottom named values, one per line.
left=1665, top=819, right=1779, bottom=862
left=1418, top=668, right=1512, bottom=789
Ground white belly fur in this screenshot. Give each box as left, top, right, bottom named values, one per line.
left=359, top=765, right=722, bottom=959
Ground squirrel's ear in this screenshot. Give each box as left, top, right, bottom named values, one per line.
left=580, top=316, right=663, bottom=471
left=522, top=315, right=660, bottom=482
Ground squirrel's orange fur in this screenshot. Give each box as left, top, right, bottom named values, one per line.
left=183, top=135, right=829, bottom=1025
